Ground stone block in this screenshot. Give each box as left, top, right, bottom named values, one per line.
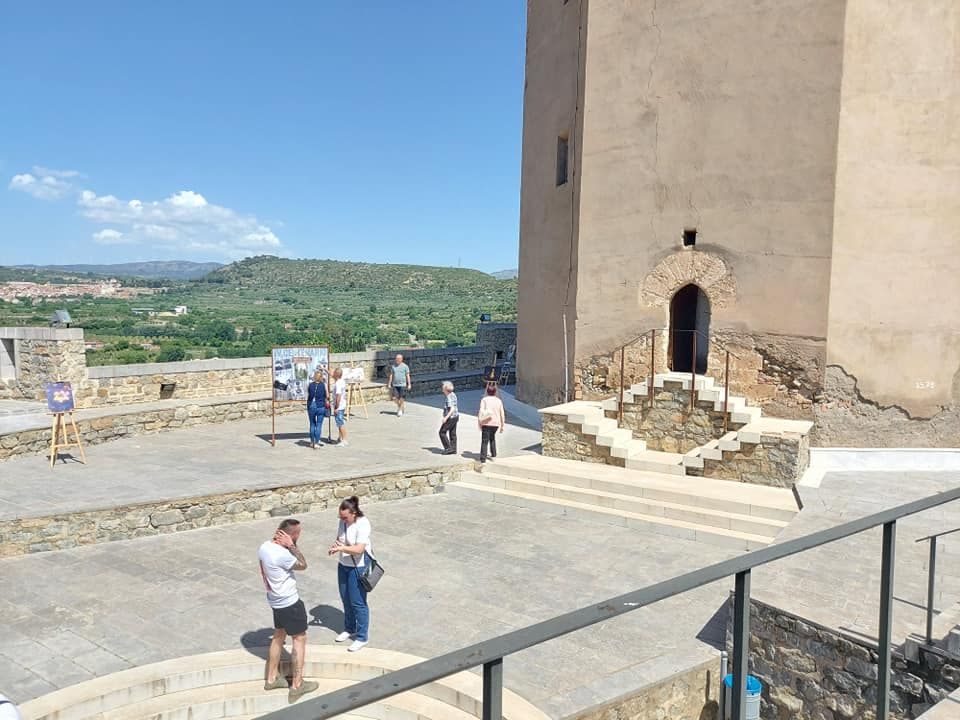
left=151, top=509, right=184, bottom=527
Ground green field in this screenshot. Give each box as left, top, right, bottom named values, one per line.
left=0, top=256, right=517, bottom=365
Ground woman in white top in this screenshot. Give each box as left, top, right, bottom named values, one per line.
left=477, top=383, right=506, bottom=463
left=327, top=496, right=372, bottom=651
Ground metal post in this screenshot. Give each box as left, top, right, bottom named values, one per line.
left=877, top=521, right=896, bottom=720
left=926, top=537, right=937, bottom=645
left=482, top=658, right=503, bottom=720
left=724, top=350, right=731, bottom=433
left=732, top=570, right=751, bottom=720
left=690, top=331, right=697, bottom=411
left=648, top=330, right=655, bottom=408
left=619, top=345, right=625, bottom=427
left=718, top=650, right=729, bottom=720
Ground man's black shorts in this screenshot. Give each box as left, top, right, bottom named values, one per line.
left=272, top=599, right=308, bottom=636
left=393, top=385, right=406, bottom=399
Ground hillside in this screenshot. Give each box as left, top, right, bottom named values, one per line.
left=207, top=256, right=508, bottom=292
left=13, top=260, right=222, bottom=280
left=0, top=255, right=517, bottom=364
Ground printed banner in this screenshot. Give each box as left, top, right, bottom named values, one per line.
left=272, top=346, right=329, bottom=401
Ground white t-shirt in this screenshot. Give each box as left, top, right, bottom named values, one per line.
left=258, top=540, right=299, bottom=609
left=334, top=378, right=347, bottom=411
left=0, top=695, right=21, bottom=720
left=337, top=516, right=372, bottom=568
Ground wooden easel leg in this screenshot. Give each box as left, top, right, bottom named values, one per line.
left=49, top=414, right=60, bottom=467
left=69, top=412, right=86, bottom=464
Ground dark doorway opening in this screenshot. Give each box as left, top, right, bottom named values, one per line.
left=669, top=284, right=710, bottom=373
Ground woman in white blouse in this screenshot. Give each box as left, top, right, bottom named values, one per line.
left=328, top=496, right=372, bottom=651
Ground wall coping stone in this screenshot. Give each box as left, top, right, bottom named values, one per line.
left=0, top=327, right=84, bottom=341
left=88, top=356, right=271, bottom=377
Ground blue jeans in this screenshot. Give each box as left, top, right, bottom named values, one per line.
left=307, top=403, right=326, bottom=444
left=338, top=562, right=369, bottom=641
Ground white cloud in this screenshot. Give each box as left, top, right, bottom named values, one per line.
left=9, top=165, right=284, bottom=259
left=92, top=229, right=132, bottom=245
left=78, top=188, right=283, bottom=259
left=8, top=166, right=81, bottom=199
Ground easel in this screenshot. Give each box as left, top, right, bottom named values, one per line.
left=49, top=411, right=86, bottom=467
left=346, top=382, right=368, bottom=419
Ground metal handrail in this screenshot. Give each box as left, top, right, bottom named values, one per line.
left=613, top=328, right=745, bottom=428
left=915, top=526, right=960, bottom=644
left=258, top=486, right=960, bottom=720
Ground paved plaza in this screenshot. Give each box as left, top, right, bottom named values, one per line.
left=0, top=389, right=958, bottom=718
left=0, top=388, right=540, bottom=521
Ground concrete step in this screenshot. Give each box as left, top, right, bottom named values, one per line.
left=458, top=471, right=788, bottom=538
left=595, top=427, right=634, bottom=447
left=447, top=481, right=774, bottom=550
left=916, top=686, right=960, bottom=719
left=624, top=450, right=686, bottom=475
left=20, top=647, right=550, bottom=720
left=610, top=438, right=648, bottom=459
left=737, top=417, right=815, bottom=444
left=718, top=431, right=741, bottom=452
left=474, top=455, right=798, bottom=522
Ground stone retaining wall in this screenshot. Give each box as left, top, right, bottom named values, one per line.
left=0, top=387, right=392, bottom=462
left=0, top=466, right=463, bottom=556
left=569, top=660, right=719, bottom=720
left=695, top=433, right=810, bottom=489
left=541, top=414, right=622, bottom=466
left=729, top=598, right=960, bottom=719
left=607, top=381, right=745, bottom=453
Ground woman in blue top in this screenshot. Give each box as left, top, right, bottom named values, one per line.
left=307, top=370, right=329, bottom=449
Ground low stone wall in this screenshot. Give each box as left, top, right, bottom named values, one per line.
left=695, top=433, right=810, bottom=489
left=83, top=357, right=272, bottom=407
left=541, top=414, right=622, bottom=466
left=0, top=385, right=392, bottom=462
left=475, top=323, right=517, bottom=362
left=729, top=598, right=960, bottom=719
left=569, top=660, right=719, bottom=720
left=608, top=381, right=743, bottom=453
left=0, top=466, right=463, bottom=557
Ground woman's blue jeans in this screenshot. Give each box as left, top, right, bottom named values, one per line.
left=338, top=562, right=369, bottom=641
left=307, top=403, right=326, bottom=444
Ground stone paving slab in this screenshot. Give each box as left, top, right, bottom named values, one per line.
left=0, top=388, right=540, bottom=521
left=754, top=470, right=960, bottom=645
left=0, top=492, right=735, bottom=717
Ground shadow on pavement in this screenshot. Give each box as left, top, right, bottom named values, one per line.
left=309, top=604, right=345, bottom=634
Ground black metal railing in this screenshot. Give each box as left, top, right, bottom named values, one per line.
left=258, top=486, right=960, bottom=720
left=916, top=525, right=960, bottom=645
left=614, top=327, right=739, bottom=428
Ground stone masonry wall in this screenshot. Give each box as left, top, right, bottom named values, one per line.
left=569, top=660, right=719, bottom=720
left=0, top=327, right=87, bottom=401
left=0, top=383, right=394, bottom=463
left=575, top=330, right=821, bottom=423
left=727, top=598, right=960, bottom=720
left=0, top=466, right=463, bottom=557
left=541, top=414, right=623, bottom=466
left=607, top=380, right=743, bottom=453
left=475, top=323, right=517, bottom=362
left=695, top=434, right=810, bottom=489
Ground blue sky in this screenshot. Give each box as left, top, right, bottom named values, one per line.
left=0, top=2, right=526, bottom=272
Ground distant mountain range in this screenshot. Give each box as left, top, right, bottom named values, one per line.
left=13, top=261, right=224, bottom=280
left=491, top=268, right=518, bottom=280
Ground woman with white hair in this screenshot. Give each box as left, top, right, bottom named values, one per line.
left=438, top=381, right=459, bottom=455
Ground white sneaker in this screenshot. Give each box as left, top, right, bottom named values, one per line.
left=348, top=640, right=368, bottom=652
left=335, top=631, right=353, bottom=643
left=337, top=440, right=349, bottom=447
left=397, top=410, right=403, bottom=417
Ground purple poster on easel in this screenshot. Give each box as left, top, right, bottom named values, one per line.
left=46, top=382, right=75, bottom=412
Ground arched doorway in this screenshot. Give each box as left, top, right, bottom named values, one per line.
left=669, top=284, right=710, bottom=373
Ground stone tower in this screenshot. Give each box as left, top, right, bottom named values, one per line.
left=516, top=0, right=960, bottom=446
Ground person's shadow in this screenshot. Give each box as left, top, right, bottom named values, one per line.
left=309, top=604, right=345, bottom=633
left=240, top=628, right=283, bottom=661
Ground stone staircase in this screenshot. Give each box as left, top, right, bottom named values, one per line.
left=20, top=647, right=549, bottom=720
left=446, top=455, right=799, bottom=550
left=542, top=372, right=813, bottom=488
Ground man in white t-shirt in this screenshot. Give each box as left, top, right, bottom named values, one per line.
left=0, top=694, right=22, bottom=720
left=332, top=367, right=349, bottom=447
left=258, top=518, right=318, bottom=701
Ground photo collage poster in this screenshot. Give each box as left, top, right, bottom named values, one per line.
left=272, top=346, right=329, bottom=401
